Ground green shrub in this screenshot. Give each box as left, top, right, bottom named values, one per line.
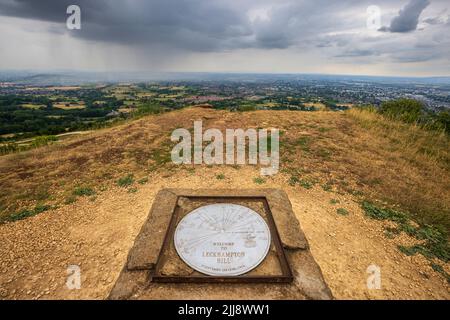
left=426, top=110, right=450, bottom=134
left=288, top=176, right=300, bottom=186
left=0, top=143, right=19, bottom=155
left=34, top=204, right=51, bottom=214
left=362, top=201, right=449, bottom=262
left=31, top=135, right=58, bottom=148
left=136, top=103, right=163, bottom=116
left=237, top=105, right=257, bottom=112
left=0, top=135, right=58, bottom=156
left=253, top=177, right=266, bottom=185
left=138, top=177, right=149, bottom=185
left=379, top=99, right=424, bottom=124
left=362, top=201, right=408, bottom=223
left=299, top=179, right=314, bottom=189
left=73, top=186, right=96, bottom=197
left=2, top=204, right=52, bottom=223
left=117, top=174, right=134, bottom=187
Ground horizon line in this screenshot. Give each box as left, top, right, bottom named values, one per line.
left=1, top=69, right=450, bottom=79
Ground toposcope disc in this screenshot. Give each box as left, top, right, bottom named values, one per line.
left=174, top=203, right=271, bottom=276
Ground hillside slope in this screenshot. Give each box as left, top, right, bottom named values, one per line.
left=0, top=108, right=448, bottom=299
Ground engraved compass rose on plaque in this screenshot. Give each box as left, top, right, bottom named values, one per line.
left=174, top=203, right=271, bottom=276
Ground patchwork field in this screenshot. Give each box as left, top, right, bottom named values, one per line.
left=21, top=104, right=45, bottom=110
left=53, top=102, right=86, bottom=110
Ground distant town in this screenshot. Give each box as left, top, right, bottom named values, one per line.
left=1, top=72, right=449, bottom=145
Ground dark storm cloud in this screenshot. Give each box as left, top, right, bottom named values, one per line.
left=380, top=0, right=430, bottom=32
left=0, top=0, right=253, bottom=51
left=0, top=0, right=373, bottom=51
left=0, top=0, right=104, bottom=22
left=0, top=0, right=449, bottom=72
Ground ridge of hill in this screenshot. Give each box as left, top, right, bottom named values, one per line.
left=0, top=107, right=448, bottom=299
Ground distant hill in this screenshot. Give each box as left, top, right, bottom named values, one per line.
left=2, top=70, right=450, bottom=86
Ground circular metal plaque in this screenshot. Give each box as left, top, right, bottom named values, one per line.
left=174, top=203, right=271, bottom=276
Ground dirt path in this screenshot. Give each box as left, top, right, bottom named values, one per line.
left=0, top=166, right=448, bottom=300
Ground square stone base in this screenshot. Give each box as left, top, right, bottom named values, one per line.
left=108, top=189, right=333, bottom=300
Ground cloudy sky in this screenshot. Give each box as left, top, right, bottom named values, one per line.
left=0, top=0, right=449, bottom=76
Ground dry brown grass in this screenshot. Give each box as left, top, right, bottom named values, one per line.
left=345, top=109, right=449, bottom=229
left=0, top=111, right=179, bottom=218
left=0, top=108, right=448, bottom=231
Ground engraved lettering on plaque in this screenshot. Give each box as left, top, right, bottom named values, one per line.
left=174, top=203, right=271, bottom=276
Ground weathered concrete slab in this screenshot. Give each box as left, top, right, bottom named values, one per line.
left=126, top=189, right=178, bottom=270
left=109, top=189, right=333, bottom=300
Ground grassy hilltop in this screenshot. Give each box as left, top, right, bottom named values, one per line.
left=0, top=102, right=449, bottom=299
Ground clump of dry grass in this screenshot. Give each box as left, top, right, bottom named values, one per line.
left=348, top=108, right=449, bottom=167
left=347, top=108, right=450, bottom=230
left=278, top=108, right=449, bottom=231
